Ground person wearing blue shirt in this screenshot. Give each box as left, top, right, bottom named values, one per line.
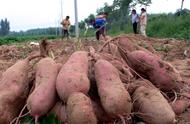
left=93, top=12, right=108, bottom=41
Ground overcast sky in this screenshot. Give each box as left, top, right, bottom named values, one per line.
left=0, top=0, right=189, bottom=31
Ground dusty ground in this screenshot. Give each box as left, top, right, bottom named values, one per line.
left=0, top=34, right=190, bottom=124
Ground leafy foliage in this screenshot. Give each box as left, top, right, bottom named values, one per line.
left=0, top=35, right=58, bottom=45
left=21, top=113, right=60, bottom=124
left=0, top=18, right=10, bottom=36
left=147, top=13, right=190, bottom=40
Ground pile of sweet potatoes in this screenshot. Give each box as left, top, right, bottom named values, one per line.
left=0, top=36, right=190, bottom=124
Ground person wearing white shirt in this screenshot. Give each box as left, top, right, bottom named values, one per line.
left=140, top=8, right=147, bottom=37
left=131, top=9, right=139, bottom=34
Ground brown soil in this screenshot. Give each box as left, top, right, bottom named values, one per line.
left=0, top=34, right=190, bottom=123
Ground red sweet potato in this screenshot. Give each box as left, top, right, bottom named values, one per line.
left=133, top=86, right=176, bottom=124
left=56, top=51, right=90, bottom=101
left=27, top=57, right=58, bottom=119
left=90, top=52, right=133, bottom=83
left=0, top=71, right=2, bottom=79
left=118, top=37, right=140, bottom=52
left=67, top=92, right=97, bottom=124
left=50, top=101, right=68, bottom=124
left=0, top=54, right=40, bottom=124
left=170, top=98, right=190, bottom=115
left=117, top=36, right=156, bottom=54
left=94, top=59, right=132, bottom=118
left=125, top=50, right=182, bottom=91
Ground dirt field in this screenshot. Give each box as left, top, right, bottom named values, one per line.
left=0, top=34, right=190, bottom=124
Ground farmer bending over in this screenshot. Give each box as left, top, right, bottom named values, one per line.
left=93, top=12, right=108, bottom=41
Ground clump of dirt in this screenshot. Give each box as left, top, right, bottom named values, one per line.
left=170, top=59, right=190, bottom=83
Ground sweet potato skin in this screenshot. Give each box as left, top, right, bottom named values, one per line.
left=0, top=71, right=2, bottom=79
left=56, top=51, right=90, bottom=101
left=67, top=92, right=97, bottom=124
left=56, top=63, right=63, bottom=72
left=94, top=59, right=132, bottom=117
left=118, top=36, right=156, bottom=53
left=126, top=50, right=182, bottom=91
left=27, top=58, right=58, bottom=118
left=170, top=98, right=190, bottom=115
left=118, top=37, right=140, bottom=52
left=89, top=52, right=133, bottom=84
left=0, top=58, right=31, bottom=124
left=133, top=86, right=176, bottom=124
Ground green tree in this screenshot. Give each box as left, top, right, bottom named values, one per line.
left=83, top=14, right=95, bottom=25
left=79, top=21, right=85, bottom=29
left=87, top=14, right=95, bottom=22
left=130, top=0, right=152, bottom=7
left=0, top=18, right=10, bottom=36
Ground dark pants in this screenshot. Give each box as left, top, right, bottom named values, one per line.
left=95, top=26, right=105, bottom=40
left=133, top=22, right=138, bottom=34
left=62, top=29, right=69, bottom=39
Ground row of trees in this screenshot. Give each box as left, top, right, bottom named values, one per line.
left=0, top=18, right=10, bottom=36
left=10, top=26, right=76, bottom=36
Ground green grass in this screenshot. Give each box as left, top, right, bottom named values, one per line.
left=147, top=14, right=190, bottom=40
left=0, top=35, right=58, bottom=45
left=21, top=113, right=60, bottom=124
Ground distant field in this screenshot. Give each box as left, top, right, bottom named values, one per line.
left=0, top=35, right=58, bottom=45
left=1, top=13, right=190, bottom=46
